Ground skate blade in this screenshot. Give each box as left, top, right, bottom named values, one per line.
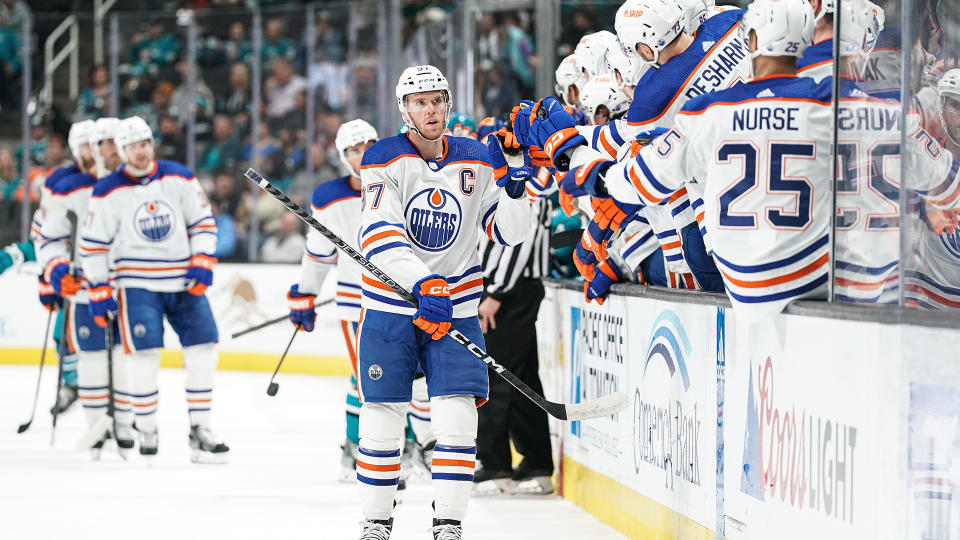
left=472, top=477, right=516, bottom=497
left=512, top=476, right=555, bottom=497
left=190, top=449, right=229, bottom=465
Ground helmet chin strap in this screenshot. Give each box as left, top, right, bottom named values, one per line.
left=403, top=111, right=446, bottom=144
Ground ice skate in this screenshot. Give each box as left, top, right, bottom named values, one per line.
left=89, top=430, right=111, bottom=461
left=339, top=439, right=358, bottom=483
left=136, top=425, right=158, bottom=464
left=115, top=422, right=136, bottom=453
left=472, top=467, right=515, bottom=496
left=431, top=518, right=463, bottom=540
left=189, top=425, right=229, bottom=464
left=512, top=465, right=554, bottom=496
left=50, top=385, right=79, bottom=416
left=358, top=517, right=392, bottom=540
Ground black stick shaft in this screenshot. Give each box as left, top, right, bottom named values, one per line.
left=105, top=314, right=118, bottom=441
left=50, top=300, right=70, bottom=445
left=231, top=298, right=335, bottom=339
left=245, top=168, right=569, bottom=420
left=18, top=308, right=53, bottom=433
left=271, top=324, right=300, bottom=383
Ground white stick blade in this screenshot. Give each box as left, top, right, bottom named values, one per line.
left=564, top=392, right=629, bottom=421
left=75, top=415, right=112, bottom=450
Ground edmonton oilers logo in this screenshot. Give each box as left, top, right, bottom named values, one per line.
left=404, top=188, right=462, bottom=252
left=133, top=200, right=175, bottom=242
left=940, top=229, right=960, bottom=260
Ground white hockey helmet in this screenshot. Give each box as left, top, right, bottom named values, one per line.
left=555, top=54, right=587, bottom=107
left=604, top=42, right=649, bottom=96
left=92, top=117, right=119, bottom=145
left=816, top=0, right=835, bottom=21
left=395, top=65, right=452, bottom=142
left=67, top=119, right=96, bottom=163
left=114, top=115, right=154, bottom=163
left=740, top=0, right=815, bottom=59
left=937, top=68, right=960, bottom=145
left=615, top=0, right=688, bottom=65
left=836, top=0, right=885, bottom=57
left=574, top=31, right=618, bottom=79
left=335, top=119, right=379, bottom=178
left=580, top=75, right=632, bottom=124
left=679, top=0, right=715, bottom=33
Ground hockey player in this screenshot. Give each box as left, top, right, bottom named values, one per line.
left=797, top=0, right=837, bottom=81
left=555, top=54, right=586, bottom=108
left=78, top=116, right=229, bottom=463
left=287, top=119, right=434, bottom=483
left=354, top=65, right=533, bottom=539
left=536, top=0, right=830, bottom=319
left=39, top=121, right=102, bottom=417
left=39, top=118, right=136, bottom=456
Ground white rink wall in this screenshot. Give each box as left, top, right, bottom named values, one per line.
left=539, top=281, right=960, bottom=540
left=0, top=263, right=351, bottom=375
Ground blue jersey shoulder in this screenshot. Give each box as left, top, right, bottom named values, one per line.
left=44, top=164, right=80, bottom=190
left=798, top=39, right=833, bottom=70
left=49, top=170, right=97, bottom=196
left=155, top=159, right=196, bottom=180
left=361, top=135, right=419, bottom=168
left=681, top=75, right=830, bottom=114
left=439, top=135, right=491, bottom=167
left=698, top=9, right=744, bottom=41
left=92, top=169, right=134, bottom=197
left=312, top=176, right=359, bottom=209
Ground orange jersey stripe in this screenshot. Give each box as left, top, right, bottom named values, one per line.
left=337, top=291, right=362, bottom=299
left=450, top=278, right=483, bottom=294
left=361, top=230, right=408, bottom=250
left=361, top=274, right=395, bottom=292
left=720, top=253, right=828, bottom=289
left=628, top=167, right=667, bottom=203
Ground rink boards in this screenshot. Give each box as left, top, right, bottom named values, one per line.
left=540, top=281, right=960, bottom=540
left=0, top=263, right=352, bottom=376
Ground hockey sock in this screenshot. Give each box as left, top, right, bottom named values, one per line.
left=127, top=349, right=161, bottom=432
left=77, top=350, right=108, bottom=427
left=408, top=376, right=433, bottom=447
left=112, top=346, right=134, bottom=426
left=183, top=343, right=217, bottom=427
left=358, top=402, right=406, bottom=520
left=346, top=375, right=361, bottom=445
left=430, top=395, right=478, bottom=522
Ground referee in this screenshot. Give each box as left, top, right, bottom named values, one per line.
left=474, top=190, right=554, bottom=496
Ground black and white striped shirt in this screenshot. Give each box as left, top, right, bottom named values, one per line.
left=479, top=197, right=551, bottom=299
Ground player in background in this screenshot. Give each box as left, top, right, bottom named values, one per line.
left=39, top=118, right=137, bottom=456
left=78, top=116, right=229, bottom=463
left=38, top=121, right=104, bottom=417
left=539, top=0, right=831, bottom=320
left=555, top=54, right=586, bottom=109
left=91, top=117, right=122, bottom=178
left=354, top=65, right=533, bottom=540
left=797, top=0, right=837, bottom=81
left=903, top=72, right=960, bottom=309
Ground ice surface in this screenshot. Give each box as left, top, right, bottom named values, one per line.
left=0, top=366, right=627, bottom=540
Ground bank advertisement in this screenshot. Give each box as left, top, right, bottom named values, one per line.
left=561, top=288, right=718, bottom=529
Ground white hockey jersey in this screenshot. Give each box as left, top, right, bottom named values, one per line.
left=606, top=74, right=836, bottom=319
left=797, top=38, right=834, bottom=82
left=358, top=134, right=533, bottom=318
left=37, top=166, right=98, bottom=302
left=79, top=160, right=217, bottom=292
left=834, top=82, right=960, bottom=303
left=298, top=176, right=363, bottom=322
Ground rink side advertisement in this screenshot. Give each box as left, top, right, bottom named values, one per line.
left=559, top=288, right=717, bottom=540
left=0, top=263, right=351, bottom=375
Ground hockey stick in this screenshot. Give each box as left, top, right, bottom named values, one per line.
left=17, top=308, right=54, bottom=434
left=267, top=324, right=300, bottom=396
left=50, top=299, right=70, bottom=445
left=245, top=168, right=627, bottom=421
left=231, top=298, right=335, bottom=339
